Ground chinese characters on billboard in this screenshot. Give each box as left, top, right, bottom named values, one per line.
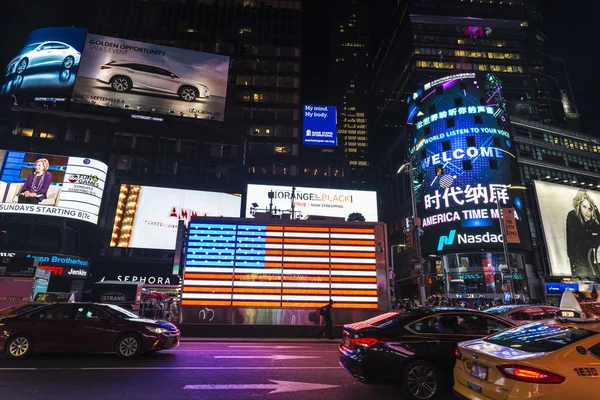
left=0, top=150, right=107, bottom=224
left=72, top=34, right=230, bottom=121
left=1, top=27, right=87, bottom=101
left=535, top=180, right=600, bottom=277
left=409, top=73, right=530, bottom=254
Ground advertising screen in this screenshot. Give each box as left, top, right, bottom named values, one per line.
left=0, top=150, right=107, bottom=224
left=409, top=73, right=530, bottom=254
left=71, top=34, right=230, bottom=121
left=534, top=180, right=600, bottom=277
left=1, top=27, right=87, bottom=100
left=245, top=184, right=378, bottom=221
left=182, top=221, right=380, bottom=310
left=303, top=105, right=337, bottom=146
left=110, top=185, right=241, bottom=250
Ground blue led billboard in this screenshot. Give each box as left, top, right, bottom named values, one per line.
left=303, top=105, right=337, bottom=146
left=1, top=27, right=87, bottom=100
left=408, top=73, right=531, bottom=254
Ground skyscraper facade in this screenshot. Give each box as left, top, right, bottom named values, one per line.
left=328, top=0, right=371, bottom=186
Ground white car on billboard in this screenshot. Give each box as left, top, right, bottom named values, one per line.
left=96, top=61, right=210, bottom=102
left=6, top=41, right=81, bottom=76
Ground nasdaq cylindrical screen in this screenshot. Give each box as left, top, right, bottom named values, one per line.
left=408, top=73, right=531, bottom=254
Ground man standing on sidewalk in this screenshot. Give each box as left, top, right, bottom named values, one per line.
left=317, top=299, right=334, bottom=339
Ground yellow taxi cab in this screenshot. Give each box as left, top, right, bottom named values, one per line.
left=453, top=290, right=600, bottom=399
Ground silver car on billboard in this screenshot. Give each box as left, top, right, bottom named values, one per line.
left=96, top=61, right=210, bottom=102
left=6, top=41, right=81, bottom=76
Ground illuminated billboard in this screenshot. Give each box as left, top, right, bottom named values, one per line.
left=534, top=180, right=600, bottom=277
left=408, top=73, right=530, bottom=254
left=245, top=184, right=378, bottom=221
left=0, top=150, right=106, bottom=224
left=72, top=34, right=230, bottom=121
left=1, top=27, right=87, bottom=100
left=303, top=105, right=337, bottom=146
left=182, top=221, right=379, bottom=310
left=110, top=185, right=241, bottom=250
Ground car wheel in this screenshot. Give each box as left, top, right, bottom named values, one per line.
left=6, top=335, right=33, bottom=359
left=401, top=360, right=443, bottom=400
left=62, top=56, right=75, bottom=69
left=115, top=334, right=142, bottom=359
left=110, top=76, right=132, bottom=92
left=178, top=86, right=198, bottom=102
left=16, top=58, right=28, bottom=74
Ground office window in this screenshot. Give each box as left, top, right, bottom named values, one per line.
left=489, top=159, right=498, bottom=170
left=442, top=141, right=451, bottom=151
left=446, top=117, right=455, bottom=128
left=466, top=136, right=476, bottom=147
left=462, top=160, right=472, bottom=171
left=454, top=98, right=463, bottom=107
left=474, top=115, right=483, bottom=124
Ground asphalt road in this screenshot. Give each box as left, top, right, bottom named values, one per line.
left=0, top=340, right=455, bottom=400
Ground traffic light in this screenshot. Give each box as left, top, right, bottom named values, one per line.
left=427, top=276, right=434, bottom=286
left=405, top=231, right=414, bottom=247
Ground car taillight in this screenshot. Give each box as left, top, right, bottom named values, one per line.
left=350, top=337, right=379, bottom=347
left=455, top=348, right=462, bottom=360
left=497, top=365, right=565, bottom=384
left=100, top=66, right=111, bottom=70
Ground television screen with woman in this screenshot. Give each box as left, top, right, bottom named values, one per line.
left=18, top=158, right=52, bottom=204
left=0, top=150, right=107, bottom=224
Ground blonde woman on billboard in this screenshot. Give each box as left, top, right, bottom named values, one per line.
left=566, top=189, right=600, bottom=277
left=18, top=158, right=52, bottom=204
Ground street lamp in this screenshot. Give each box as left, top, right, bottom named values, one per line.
left=493, top=184, right=526, bottom=303
left=389, top=243, right=406, bottom=301
left=397, top=138, right=427, bottom=305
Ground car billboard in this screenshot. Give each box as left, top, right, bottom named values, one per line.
left=1, top=27, right=87, bottom=101
left=408, top=73, right=531, bottom=254
left=534, top=180, right=600, bottom=277
left=71, top=34, right=230, bottom=121
left=245, top=184, right=378, bottom=221
left=0, top=150, right=107, bottom=224
left=110, top=184, right=241, bottom=250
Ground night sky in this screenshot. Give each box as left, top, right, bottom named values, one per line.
left=540, top=0, right=599, bottom=134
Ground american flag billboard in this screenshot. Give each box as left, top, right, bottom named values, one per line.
left=182, top=221, right=381, bottom=309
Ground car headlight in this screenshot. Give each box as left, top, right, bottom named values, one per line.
left=146, top=326, right=170, bottom=334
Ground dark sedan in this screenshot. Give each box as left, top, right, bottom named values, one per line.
left=339, top=307, right=515, bottom=400
left=0, top=302, right=180, bottom=359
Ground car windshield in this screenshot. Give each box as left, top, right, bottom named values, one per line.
left=485, top=322, right=597, bottom=352
left=104, top=304, right=141, bottom=319
left=19, top=43, right=41, bottom=55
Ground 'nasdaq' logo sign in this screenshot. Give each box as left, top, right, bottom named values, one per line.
left=437, top=230, right=456, bottom=251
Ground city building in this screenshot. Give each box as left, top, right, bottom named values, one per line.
left=0, top=0, right=304, bottom=298
left=328, top=0, right=371, bottom=186
left=369, top=1, right=586, bottom=301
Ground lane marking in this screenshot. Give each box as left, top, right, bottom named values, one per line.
left=0, top=366, right=341, bottom=371
left=214, top=355, right=319, bottom=360
left=167, top=349, right=338, bottom=353
left=227, top=345, right=309, bottom=349
left=184, top=380, right=339, bottom=394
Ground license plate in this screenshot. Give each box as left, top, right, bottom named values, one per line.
left=471, top=363, right=488, bottom=380
left=467, top=381, right=482, bottom=393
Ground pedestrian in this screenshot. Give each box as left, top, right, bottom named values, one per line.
left=317, top=299, right=334, bottom=339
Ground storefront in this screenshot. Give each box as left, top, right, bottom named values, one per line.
left=90, top=258, right=182, bottom=322
left=0, top=251, right=89, bottom=298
